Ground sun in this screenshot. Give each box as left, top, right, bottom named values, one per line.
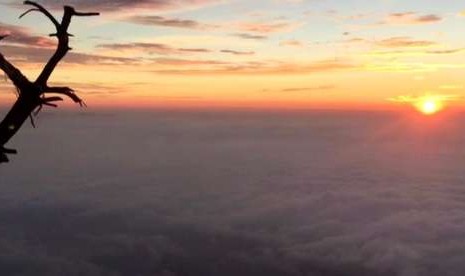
left=415, top=98, right=443, bottom=115
left=389, top=94, right=454, bottom=115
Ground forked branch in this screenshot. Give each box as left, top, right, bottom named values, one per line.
left=0, top=1, right=99, bottom=163
left=19, top=2, right=99, bottom=86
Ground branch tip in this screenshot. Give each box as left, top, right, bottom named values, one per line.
left=22, top=1, right=60, bottom=28
left=1, top=147, right=18, bottom=154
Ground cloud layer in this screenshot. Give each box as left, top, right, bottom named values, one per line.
left=2, top=111, right=465, bottom=276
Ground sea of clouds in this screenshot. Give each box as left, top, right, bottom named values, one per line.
left=1, top=109, right=465, bottom=276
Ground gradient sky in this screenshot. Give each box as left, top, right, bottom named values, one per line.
left=1, top=0, right=465, bottom=109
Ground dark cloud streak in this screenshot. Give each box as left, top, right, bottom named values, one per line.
left=280, top=85, right=336, bottom=92
left=0, top=44, right=139, bottom=65
left=125, top=15, right=215, bottom=30
left=97, top=42, right=212, bottom=55
left=0, top=22, right=55, bottom=48
left=375, top=36, right=436, bottom=48
left=381, top=12, right=443, bottom=25
left=220, top=49, right=255, bottom=56
left=28, top=0, right=222, bottom=13
left=232, top=33, right=268, bottom=40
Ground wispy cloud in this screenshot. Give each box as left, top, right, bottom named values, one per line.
left=97, top=42, right=212, bottom=55
left=232, top=33, right=268, bottom=40
left=0, top=22, right=55, bottom=48
left=389, top=94, right=461, bottom=103
left=178, top=48, right=213, bottom=53
left=365, top=47, right=465, bottom=59
left=153, top=57, right=227, bottom=66
left=34, top=0, right=223, bottom=13
left=49, top=82, right=125, bottom=95
left=98, top=42, right=258, bottom=59
left=152, top=59, right=357, bottom=75
left=375, top=37, right=436, bottom=48
left=220, top=49, right=255, bottom=56
left=280, top=39, right=304, bottom=47
left=426, top=48, right=465, bottom=55
left=98, top=42, right=176, bottom=55
left=236, top=21, right=302, bottom=34
left=342, top=37, right=366, bottom=44
left=365, top=61, right=465, bottom=73
left=380, top=12, right=442, bottom=25
left=0, top=44, right=139, bottom=65
left=438, top=84, right=463, bottom=91
left=125, top=15, right=215, bottom=30
left=280, top=85, right=336, bottom=92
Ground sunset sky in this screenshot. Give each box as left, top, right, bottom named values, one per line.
left=1, top=0, right=465, bottom=109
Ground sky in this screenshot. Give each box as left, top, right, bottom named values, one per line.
left=1, top=0, right=465, bottom=109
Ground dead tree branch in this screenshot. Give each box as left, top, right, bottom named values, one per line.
left=0, top=1, right=99, bottom=163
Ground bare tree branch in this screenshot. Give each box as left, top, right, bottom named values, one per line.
left=72, top=11, right=100, bottom=17
left=0, top=1, right=99, bottom=163
left=19, top=8, right=40, bottom=19
left=36, top=5, right=99, bottom=86
left=1, top=147, right=17, bottom=163
left=45, top=86, right=86, bottom=106
left=22, top=1, right=60, bottom=28
left=0, top=53, right=31, bottom=90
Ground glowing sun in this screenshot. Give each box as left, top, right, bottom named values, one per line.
left=390, top=94, right=457, bottom=115
left=415, top=99, right=443, bottom=115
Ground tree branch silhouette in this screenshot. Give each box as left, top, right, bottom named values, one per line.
left=0, top=1, right=99, bottom=163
